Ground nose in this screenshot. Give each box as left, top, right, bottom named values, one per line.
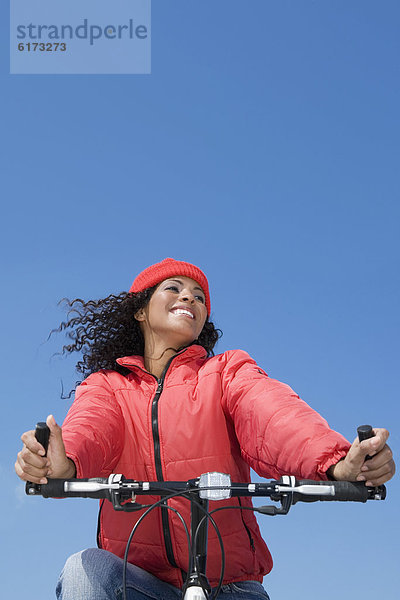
left=179, top=289, right=195, bottom=303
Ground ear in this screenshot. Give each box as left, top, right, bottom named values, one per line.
left=134, top=308, right=146, bottom=322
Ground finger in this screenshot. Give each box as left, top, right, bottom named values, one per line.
left=18, top=446, right=49, bottom=470
left=356, top=428, right=389, bottom=462
left=20, top=430, right=48, bottom=457
left=365, top=459, right=395, bottom=486
left=344, top=438, right=370, bottom=471
left=372, top=427, right=389, bottom=442
left=15, top=456, right=49, bottom=484
left=358, top=461, right=392, bottom=483
left=46, top=414, right=66, bottom=449
left=357, top=457, right=395, bottom=486
left=361, top=445, right=393, bottom=471
left=368, top=428, right=389, bottom=455
left=47, top=414, right=61, bottom=434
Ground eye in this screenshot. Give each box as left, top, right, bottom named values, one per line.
left=195, top=295, right=205, bottom=303
left=166, top=285, right=179, bottom=292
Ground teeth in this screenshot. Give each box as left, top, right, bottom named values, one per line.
left=172, top=309, right=194, bottom=318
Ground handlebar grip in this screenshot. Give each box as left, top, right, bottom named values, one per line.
left=26, top=478, right=111, bottom=499
left=35, top=422, right=50, bottom=456
left=357, top=424, right=374, bottom=460
left=27, top=478, right=67, bottom=497
left=295, top=480, right=385, bottom=502
left=321, top=481, right=370, bottom=502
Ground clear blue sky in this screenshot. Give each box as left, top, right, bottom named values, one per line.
left=1, top=1, right=399, bottom=598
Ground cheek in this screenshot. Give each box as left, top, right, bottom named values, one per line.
left=148, top=295, right=167, bottom=318
left=197, top=312, right=208, bottom=333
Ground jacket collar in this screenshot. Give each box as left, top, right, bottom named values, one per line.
left=116, top=344, right=207, bottom=372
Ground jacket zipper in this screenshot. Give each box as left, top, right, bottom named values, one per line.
left=151, top=354, right=180, bottom=568
left=238, top=497, right=256, bottom=552
left=96, top=357, right=180, bottom=568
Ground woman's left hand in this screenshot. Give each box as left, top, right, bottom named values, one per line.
left=328, top=428, right=395, bottom=486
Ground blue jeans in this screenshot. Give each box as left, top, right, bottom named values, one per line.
left=56, top=548, right=270, bottom=599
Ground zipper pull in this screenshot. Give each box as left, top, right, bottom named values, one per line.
left=156, top=380, right=163, bottom=393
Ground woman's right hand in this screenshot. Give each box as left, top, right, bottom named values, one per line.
left=15, top=414, right=76, bottom=484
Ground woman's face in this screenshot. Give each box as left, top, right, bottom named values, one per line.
left=135, top=276, right=208, bottom=351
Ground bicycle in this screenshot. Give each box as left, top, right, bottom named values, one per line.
left=26, top=424, right=386, bottom=600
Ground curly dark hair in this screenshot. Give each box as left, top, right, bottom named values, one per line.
left=54, top=286, right=222, bottom=382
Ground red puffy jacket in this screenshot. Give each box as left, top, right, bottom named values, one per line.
left=62, top=345, right=350, bottom=588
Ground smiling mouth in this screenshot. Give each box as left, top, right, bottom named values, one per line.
left=171, top=308, right=195, bottom=319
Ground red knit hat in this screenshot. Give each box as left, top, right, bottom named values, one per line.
left=129, top=258, right=211, bottom=315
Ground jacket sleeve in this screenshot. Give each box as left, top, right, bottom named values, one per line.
left=61, top=371, right=124, bottom=479
left=221, top=350, right=351, bottom=480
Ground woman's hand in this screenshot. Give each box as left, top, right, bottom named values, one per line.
left=328, top=428, right=395, bottom=486
left=15, top=414, right=76, bottom=484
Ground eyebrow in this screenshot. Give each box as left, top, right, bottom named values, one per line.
left=167, top=279, right=204, bottom=294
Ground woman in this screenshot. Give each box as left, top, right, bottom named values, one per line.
left=15, top=258, right=395, bottom=600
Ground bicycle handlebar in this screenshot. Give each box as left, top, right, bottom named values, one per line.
left=25, top=422, right=387, bottom=600
left=26, top=473, right=386, bottom=506
left=26, top=421, right=386, bottom=511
